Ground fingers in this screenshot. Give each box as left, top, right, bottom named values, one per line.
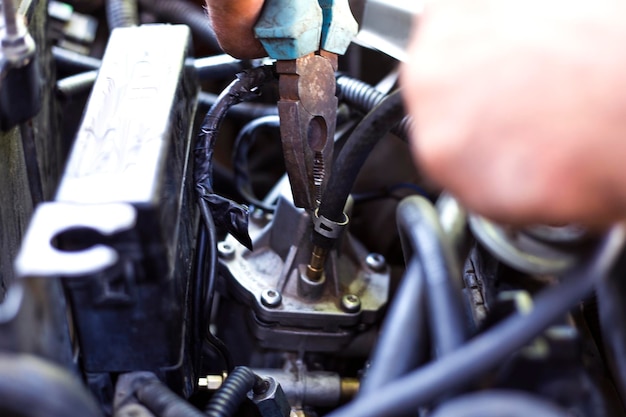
left=204, top=0, right=266, bottom=58
left=401, top=0, right=626, bottom=227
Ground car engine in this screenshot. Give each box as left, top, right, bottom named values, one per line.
left=2, top=1, right=626, bottom=417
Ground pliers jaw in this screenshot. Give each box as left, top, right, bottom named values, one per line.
left=276, top=52, right=337, bottom=210
left=254, top=0, right=357, bottom=211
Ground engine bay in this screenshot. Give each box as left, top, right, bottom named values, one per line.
left=1, top=1, right=626, bottom=417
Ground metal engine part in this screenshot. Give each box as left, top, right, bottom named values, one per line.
left=16, top=24, right=198, bottom=382
left=0, top=2, right=624, bottom=417
left=220, top=196, right=390, bottom=352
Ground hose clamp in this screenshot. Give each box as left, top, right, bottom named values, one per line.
left=313, top=209, right=349, bottom=239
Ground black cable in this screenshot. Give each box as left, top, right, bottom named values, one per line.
left=314, top=89, right=405, bottom=247
left=198, top=200, right=219, bottom=327
left=192, top=214, right=233, bottom=373
left=232, top=115, right=281, bottom=212
left=195, top=66, right=274, bottom=196
left=336, top=74, right=411, bottom=141
left=429, top=390, right=571, bottom=417
left=198, top=92, right=278, bottom=121
left=194, top=67, right=274, bottom=371
left=0, top=353, right=103, bottom=417
left=324, top=225, right=625, bottom=417
left=198, top=198, right=234, bottom=372
left=359, top=258, right=427, bottom=395
left=204, top=367, right=258, bottom=417
left=138, top=0, right=221, bottom=51
left=106, top=0, right=138, bottom=30
left=396, top=196, right=468, bottom=357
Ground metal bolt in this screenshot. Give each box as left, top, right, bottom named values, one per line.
left=217, top=241, right=235, bottom=259
left=341, top=294, right=361, bottom=313
left=261, top=289, right=282, bottom=308
left=365, top=253, right=386, bottom=272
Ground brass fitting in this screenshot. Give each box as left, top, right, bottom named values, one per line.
left=306, top=246, right=328, bottom=282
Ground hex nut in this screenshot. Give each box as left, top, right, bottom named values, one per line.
left=341, top=294, right=361, bottom=313
left=251, top=377, right=291, bottom=417
left=261, top=289, right=282, bottom=308
left=217, top=241, right=236, bottom=260
left=365, top=253, right=386, bottom=272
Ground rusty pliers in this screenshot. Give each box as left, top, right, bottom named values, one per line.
left=254, top=0, right=358, bottom=211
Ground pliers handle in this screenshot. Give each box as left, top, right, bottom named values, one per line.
left=254, top=0, right=358, bottom=210
left=254, top=0, right=358, bottom=60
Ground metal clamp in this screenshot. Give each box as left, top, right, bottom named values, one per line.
left=313, top=209, right=349, bottom=239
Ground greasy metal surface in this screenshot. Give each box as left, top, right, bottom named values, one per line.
left=277, top=53, right=337, bottom=210
left=220, top=197, right=389, bottom=351
left=254, top=364, right=347, bottom=408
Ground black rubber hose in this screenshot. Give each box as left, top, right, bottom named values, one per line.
left=359, top=258, right=427, bottom=395
left=204, top=367, right=258, bottom=417
left=106, top=0, right=138, bottom=30
left=396, top=196, right=467, bottom=357
left=314, top=89, right=405, bottom=247
left=232, top=115, right=281, bottom=212
left=596, top=248, right=626, bottom=403
left=138, top=0, right=220, bottom=51
left=52, top=46, right=101, bottom=73
left=324, top=225, right=626, bottom=417
left=0, top=353, right=103, bottom=417
left=136, top=378, right=206, bottom=417
left=430, top=390, right=571, bottom=417
left=336, top=74, right=386, bottom=114
left=336, top=74, right=411, bottom=141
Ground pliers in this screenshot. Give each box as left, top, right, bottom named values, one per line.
left=254, top=0, right=358, bottom=211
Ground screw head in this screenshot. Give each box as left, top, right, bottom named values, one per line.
left=341, top=294, right=361, bottom=313
left=217, top=241, right=235, bottom=259
left=261, top=289, right=282, bottom=308
left=365, top=253, right=386, bottom=272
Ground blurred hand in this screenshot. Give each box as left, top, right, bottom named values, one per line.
left=401, top=0, right=626, bottom=228
left=204, top=0, right=266, bottom=58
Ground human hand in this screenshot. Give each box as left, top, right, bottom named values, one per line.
left=401, top=0, right=626, bottom=228
left=204, top=0, right=266, bottom=58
